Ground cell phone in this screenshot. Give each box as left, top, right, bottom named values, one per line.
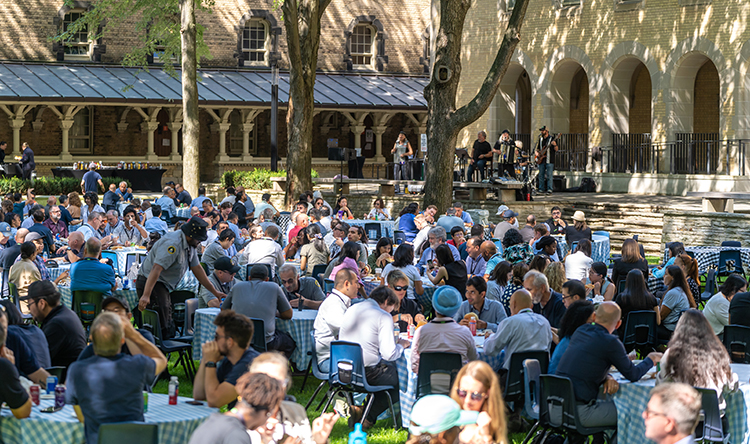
left=333, top=405, right=346, bottom=418
left=40, top=406, right=61, bottom=413
left=185, top=400, right=205, bottom=406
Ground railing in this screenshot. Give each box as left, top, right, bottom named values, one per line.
left=673, top=133, right=720, bottom=174
left=554, top=133, right=589, bottom=172
left=611, top=133, right=653, bottom=173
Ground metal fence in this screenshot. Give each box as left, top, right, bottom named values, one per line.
left=554, top=133, right=589, bottom=172
left=611, top=133, right=654, bottom=173
left=673, top=133, right=720, bottom=174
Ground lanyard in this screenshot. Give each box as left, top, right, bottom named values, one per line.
left=469, top=257, right=480, bottom=275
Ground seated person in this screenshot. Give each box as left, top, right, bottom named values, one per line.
left=9, top=241, right=42, bottom=310
left=113, top=206, right=148, bottom=246
left=193, top=310, right=259, bottom=408
left=1, top=298, right=51, bottom=369
left=548, top=300, right=595, bottom=374
left=313, top=269, right=359, bottom=372
left=525, top=270, right=566, bottom=328
left=411, top=286, right=477, bottom=375
left=66, top=312, right=167, bottom=444
left=1, top=304, right=50, bottom=385
left=188, top=372, right=285, bottom=444
left=555, top=302, right=662, bottom=436
left=388, top=269, right=426, bottom=332
left=417, top=227, right=461, bottom=269
left=56, top=231, right=85, bottom=263
left=453, top=276, right=507, bottom=332
left=0, top=307, right=31, bottom=419
left=69, top=237, right=116, bottom=296
left=643, top=383, right=702, bottom=444
left=561, top=279, right=587, bottom=308
left=223, top=265, right=296, bottom=358
left=25, top=281, right=87, bottom=371
left=78, top=295, right=156, bottom=360
left=278, top=264, right=325, bottom=310
left=198, top=257, right=240, bottom=308
left=484, top=289, right=552, bottom=380
left=143, top=205, right=168, bottom=236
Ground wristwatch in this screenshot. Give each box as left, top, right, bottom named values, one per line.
left=205, top=361, right=217, bottom=368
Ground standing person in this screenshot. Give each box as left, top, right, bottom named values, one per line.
left=467, top=131, right=492, bottom=181
left=493, top=129, right=517, bottom=178
left=535, top=126, right=557, bottom=195
left=391, top=131, right=414, bottom=188
left=136, top=217, right=225, bottom=339
left=19, top=142, right=35, bottom=180
left=643, top=383, right=701, bottom=444
left=81, top=163, right=104, bottom=194
left=0, top=141, right=6, bottom=164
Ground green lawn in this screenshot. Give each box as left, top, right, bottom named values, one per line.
left=153, top=354, right=531, bottom=443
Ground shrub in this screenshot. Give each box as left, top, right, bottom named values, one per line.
left=0, top=177, right=130, bottom=196
left=221, top=169, right=318, bottom=191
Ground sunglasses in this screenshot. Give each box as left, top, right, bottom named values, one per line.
left=393, top=285, right=408, bottom=291
left=456, top=389, right=487, bottom=401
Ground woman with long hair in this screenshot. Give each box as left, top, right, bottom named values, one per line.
left=67, top=191, right=83, bottom=221
left=487, top=260, right=512, bottom=304
left=674, top=254, right=700, bottom=306
left=549, top=300, right=596, bottom=373
left=501, top=228, right=533, bottom=265
left=528, top=254, right=550, bottom=273
left=367, top=197, right=390, bottom=220
left=565, top=239, right=593, bottom=281
left=327, top=241, right=363, bottom=281
left=612, top=238, right=650, bottom=291
left=544, top=262, right=566, bottom=294
left=346, top=225, right=369, bottom=267
left=283, top=226, right=308, bottom=260
left=450, top=361, right=508, bottom=444
left=428, top=244, right=467, bottom=297
left=658, top=309, right=736, bottom=412
left=368, top=237, right=393, bottom=270
left=299, top=224, right=329, bottom=276
left=500, top=262, right=529, bottom=315
left=381, top=243, right=424, bottom=299
left=659, top=265, right=695, bottom=341
left=614, top=269, right=659, bottom=339
left=653, top=241, right=685, bottom=280
left=587, top=261, right=615, bottom=301
left=564, top=211, right=592, bottom=245
left=334, top=196, right=354, bottom=220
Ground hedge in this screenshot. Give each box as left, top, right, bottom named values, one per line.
left=221, top=168, right=319, bottom=191
left=0, top=177, right=130, bottom=196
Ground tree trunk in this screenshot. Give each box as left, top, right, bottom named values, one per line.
left=423, top=0, right=530, bottom=213
left=180, top=0, right=200, bottom=197
left=282, top=0, right=331, bottom=208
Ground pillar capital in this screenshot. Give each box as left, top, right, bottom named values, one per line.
left=141, top=121, right=159, bottom=132
left=372, top=125, right=388, bottom=135
left=168, top=122, right=182, bottom=132
left=9, top=118, right=25, bottom=130
left=59, top=119, right=75, bottom=131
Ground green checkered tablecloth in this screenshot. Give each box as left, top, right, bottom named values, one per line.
left=0, top=393, right=216, bottom=444
left=58, top=286, right=140, bottom=311
left=193, top=308, right=317, bottom=369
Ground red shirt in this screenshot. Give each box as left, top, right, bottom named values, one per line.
left=289, top=225, right=302, bottom=243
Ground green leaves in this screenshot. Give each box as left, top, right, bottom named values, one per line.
left=221, top=168, right=317, bottom=191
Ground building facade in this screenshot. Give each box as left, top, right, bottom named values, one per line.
left=453, top=0, right=750, bottom=193
left=0, top=0, right=430, bottom=181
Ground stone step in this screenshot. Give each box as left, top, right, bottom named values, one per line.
left=563, top=207, right=665, bottom=219
left=590, top=219, right=664, bottom=228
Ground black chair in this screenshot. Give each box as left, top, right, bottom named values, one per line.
left=303, top=331, right=330, bottom=408
left=72, top=291, right=105, bottom=330
left=364, top=223, right=382, bottom=241
left=694, top=387, right=725, bottom=443
left=312, top=264, right=327, bottom=287
left=504, top=350, right=549, bottom=405
left=617, top=280, right=627, bottom=294
left=174, top=298, right=198, bottom=344
left=538, top=374, right=614, bottom=442
left=98, top=422, right=158, bottom=444
left=622, top=310, right=657, bottom=357
left=170, top=290, right=195, bottom=336
left=251, top=318, right=267, bottom=353
left=721, top=240, right=741, bottom=248
left=394, top=231, right=406, bottom=245
left=246, top=263, right=274, bottom=280
left=45, top=366, right=66, bottom=381
left=521, top=359, right=542, bottom=444
left=415, top=352, right=462, bottom=399
left=141, top=309, right=195, bottom=380
left=699, top=269, right=717, bottom=308
left=717, top=249, right=746, bottom=281
left=323, top=279, right=334, bottom=294
left=723, top=324, right=750, bottom=363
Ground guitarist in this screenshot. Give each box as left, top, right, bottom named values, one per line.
left=535, top=126, right=558, bottom=195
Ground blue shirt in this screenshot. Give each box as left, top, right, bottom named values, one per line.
left=70, top=257, right=116, bottom=295
left=66, top=354, right=156, bottom=444
left=459, top=211, right=473, bottom=224
left=556, top=323, right=653, bottom=403
left=436, top=215, right=464, bottom=234
left=190, top=196, right=213, bottom=210
left=82, top=170, right=102, bottom=193
left=59, top=205, right=73, bottom=225
left=453, top=298, right=507, bottom=331
left=78, top=330, right=155, bottom=361
left=28, top=222, right=54, bottom=252
left=548, top=336, right=569, bottom=374
left=176, top=190, right=192, bottom=206
left=244, top=198, right=255, bottom=216
left=9, top=324, right=50, bottom=369
left=101, top=191, right=119, bottom=210
left=155, top=195, right=177, bottom=220
left=144, top=217, right=168, bottom=236
left=77, top=223, right=100, bottom=242
left=652, top=257, right=675, bottom=279
left=115, top=189, right=134, bottom=202
left=417, top=243, right=461, bottom=268
left=398, top=213, right=418, bottom=242
left=5, top=326, right=41, bottom=379
left=216, top=348, right=259, bottom=408
left=484, top=253, right=503, bottom=277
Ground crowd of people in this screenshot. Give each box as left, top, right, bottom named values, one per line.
left=0, top=184, right=744, bottom=444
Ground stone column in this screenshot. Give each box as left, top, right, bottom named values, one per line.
left=59, top=119, right=74, bottom=161
left=241, top=123, right=254, bottom=161
left=352, top=125, right=366, bottom=151
left=373, top=126, right=387, bottom=162
left=213, top=123, right=232, bottom=163
left=168, top=122, right=182, bottom=161
left=417, top=125, right=427, bottom=159
left=141, top=121, right=159, bottom=161
left=9, top=118, right=24, bottom=156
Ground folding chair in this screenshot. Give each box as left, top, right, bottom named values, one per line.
left=694, top=387, right=726, bottom=443
left=723, top=325, right=750, bottom=363
left=303, top=331, right=330, bottom=408
left=393, top=231, right=406, bottom=246
left=98, top=422, right=158, bottom=444
left=618, top=280, right=627, bottom=294
left=72, top=291, right=105, bottom=329
left=699, top=269, right=717, bottom=308
left=251, top=318, right=267, bottom=353
left=170, top=290, right=195, bottom=336
left=141, top=309, right=195, bottom=380
left=364, top=223, right=382, bottom=241
left=504, top=350, right=549, bottom=406
left=415, top=352, right=462, bottom=399
left=717, top=250, right=746, bottom=282
left=721, top=241, right=741, bottom=248
left=312, top=264, right=327, bottom=285
left=45, top=366, right=66, bottom=381
left=622, top=310, right=657, bottom=357
left=324, top=279, right=334, bottom=294
left=174, top=298, right=199, bottom=344
left=521, top=359, right=542, bottom=444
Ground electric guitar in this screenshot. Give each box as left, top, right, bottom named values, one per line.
left=535, top=133, right=561, bottom=165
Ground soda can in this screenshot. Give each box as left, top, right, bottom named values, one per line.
left=143, top=391, right=149, bottom=413
left=408, top=324, right=415, bottom=339
left=54, top=385, right=66, bottom=410
left=46, top=375, right=58, bottom=394
left=30, top=385, right=40, bottom=405
left=469, top=319, right=477, bottom=336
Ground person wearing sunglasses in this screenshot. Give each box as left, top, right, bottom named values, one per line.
left=387, top=269, right=426, bottom=332
left=449, top=360, right=507, bottom=444
left=189, top=372, right=286, bottom=444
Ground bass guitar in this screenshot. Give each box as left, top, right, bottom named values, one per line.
left=535, top=133, right=561, bottom=165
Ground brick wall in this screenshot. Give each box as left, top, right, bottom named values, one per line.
left=693, top=61, right=720, bottom=135
left=629, top=65, right=652, bottom=134
left=569, top=74, right=589, bottom=135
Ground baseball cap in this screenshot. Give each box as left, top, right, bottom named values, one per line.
left=102, top=295, right=130, bottom=313
left=409, top=395, right=478, bottom=436
left=503, top=209, right=519, bottom=219
left=0, top=222, right=11, bottom=237
left=24, top=232, right=43, bottom=242
left=496, top=205, right=509, bottom=216
left=432, top=286, right=462, bottom=317
left=214, top=256, right=240, bottom=274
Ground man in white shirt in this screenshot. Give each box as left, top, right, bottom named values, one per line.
left=313, top=269, right=359, bottom=372
left=241, top=225, right=284, bottom=274
left=339, top=286, right=409, bottom=429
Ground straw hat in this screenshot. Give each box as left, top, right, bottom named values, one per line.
left=572, top=211, right=586, bottom=222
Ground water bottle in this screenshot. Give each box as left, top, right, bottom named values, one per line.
left=168, top=376, right=179, bottom=405
left=123, top=278, right=129, bottom=289
left=115, top=277, right=122, bottom=290
left=349, top=422, right=367, bottom=444
left=42, top=251, right=48, bottom=262
left=393, top=323, right=400, bottom=343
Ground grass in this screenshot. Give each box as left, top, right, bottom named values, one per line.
left=645, top=255, right=661, bottom=265
left=152, top=354, right=534, bottom=444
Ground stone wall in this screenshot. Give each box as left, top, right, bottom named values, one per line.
left=661, top=211, right=750, bottom=246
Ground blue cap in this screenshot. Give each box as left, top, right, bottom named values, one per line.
left=432, top=286, right=462, bottom=317
left=0, top=222, right=11, bottom=237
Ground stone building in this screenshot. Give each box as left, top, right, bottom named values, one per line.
left=0, top=0, right=430, bottom=181
left=452, top=0, right=750, bottom=194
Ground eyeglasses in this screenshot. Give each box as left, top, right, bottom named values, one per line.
left=643, top=408, right=668, bottom=419
left=393, top=285, right=409, bottom=291
left=456, top=389, right=487, bottom=401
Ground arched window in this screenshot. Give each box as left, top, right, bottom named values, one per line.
left=345, top=16, right=386, bottom=72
